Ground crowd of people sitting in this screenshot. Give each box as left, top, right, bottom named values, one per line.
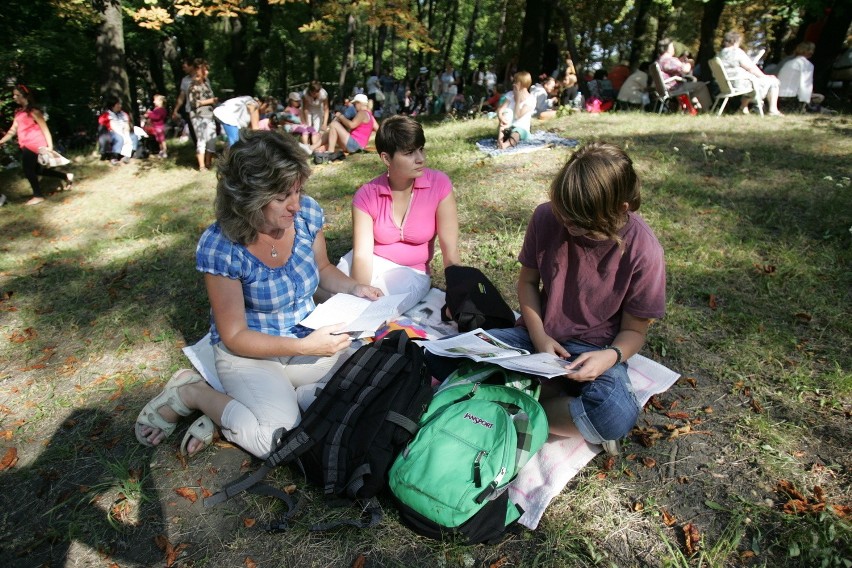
left=86, top=31, right=849, bottom=175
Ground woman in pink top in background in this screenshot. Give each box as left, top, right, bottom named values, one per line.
left=0, top=85, right=73, bottom=205
left=336, top=115, right=461, bottom=313
left=311, top=93, right=377, bottom=163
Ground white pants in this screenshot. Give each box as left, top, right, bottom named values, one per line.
left=214, top=342, right=355, bottom=458
left=336, top=250, right=431, bottom=315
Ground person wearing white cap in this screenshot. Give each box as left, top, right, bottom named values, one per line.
left=413, top=67, right=430, bottom=115
left=311, top=93, right=377, bottom=164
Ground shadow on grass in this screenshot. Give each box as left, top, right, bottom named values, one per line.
left=0, top=408, right=165, bottom=567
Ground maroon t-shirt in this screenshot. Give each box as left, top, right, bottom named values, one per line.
left=517, top=204, right=666, bottom=347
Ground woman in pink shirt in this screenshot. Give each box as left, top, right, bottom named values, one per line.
left=336, top=115, right=461, bottom=313
left=0, top=85, right=73, bottom=205
left=312, top=93, right=377, bottom=163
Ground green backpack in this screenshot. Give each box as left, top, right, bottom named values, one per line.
left=388, top=363, right=548, bottom=543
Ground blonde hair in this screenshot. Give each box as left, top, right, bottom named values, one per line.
left=549, top=142, right=641, bottom=243
left=153, top=94, right=165, bottom=106
left=513, top=71, right=532, bottom=90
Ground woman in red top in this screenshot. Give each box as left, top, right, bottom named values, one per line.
left=0, top=85, right=73, bottom=205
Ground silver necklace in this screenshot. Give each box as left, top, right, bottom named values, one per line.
left=263, top=229, right=283, bottom=258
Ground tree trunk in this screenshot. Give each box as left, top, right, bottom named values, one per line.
left=696, top=0, right=726, bottom=82
left=374, top=25, right=388, bottom=74
left=518, top=0, right=554, bottom=76
left=629, top=0, right=653, bottom=69
left=554, top=4, right=579, bottom=66
left=495, top=0, right=510, bottom=66
left=461, top=0, right=482, bottom=76
left=338, top=12, right=358, bottom=97
left=442, top=0, right=460, bottom=65
left=226, top=0, right=273, bottom=96
left=93, top=0, right=131, bottom=110
left=812, top=1, right=852, bottom=91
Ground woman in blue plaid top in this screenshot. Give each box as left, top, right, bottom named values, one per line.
left=136, top=131, right=382, bottom=458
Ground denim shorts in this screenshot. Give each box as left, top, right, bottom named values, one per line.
left=345, top=136, right=363, bottom=153
left=425, top=327, right=640, bottom=444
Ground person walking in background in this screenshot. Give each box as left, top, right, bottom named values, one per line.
left=188, top=59, right=218, bottom=171
left=439, top=63, right=459, bottom=114
left=301, top=81, right=330, bottom=134
left=172, top=58, right=197, bottom=145
left=0, top=85, right=73, bottom=205
left=145, top=94, right=169, bottom=158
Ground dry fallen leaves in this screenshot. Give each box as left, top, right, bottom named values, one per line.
left=174, top=487, right=198, bottom=503
left=661, top=508, right=677, bottom=526
left=244, top=556, right=257, bottom=568
left=243, top=517, right=256, bottom=528
left=683, top=523, right=702, bottom=555
left=642, top=457, right=657, bottom=468
left=0, top=447, right=19, bottom=470
left=154, top=534, right=188, bottom=568
left=351, top=554, right=366, bottom=568
left=490, top=556, right=509, bottom=568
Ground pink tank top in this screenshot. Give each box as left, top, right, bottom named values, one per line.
left=350, top=110, right=375, bottom=148
left=15, top=109, right=48, bottom=153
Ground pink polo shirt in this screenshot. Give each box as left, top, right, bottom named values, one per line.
left=352, top=168, right=453, bottom=273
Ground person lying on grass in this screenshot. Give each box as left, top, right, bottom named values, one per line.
left=426, top=142, right=666, bottom=456
left=135, top=131, right=382, bottom=458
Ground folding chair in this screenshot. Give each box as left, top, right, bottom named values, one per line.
left=708, top=57, right=763, bottom=116
left=650, top=62, right=694, bottom=114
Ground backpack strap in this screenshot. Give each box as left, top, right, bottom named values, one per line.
left=205, top=430, right=314, bottom=507
left=246, top=482, right=304, bottom=532
left=309, top=496, right=383, bottom=531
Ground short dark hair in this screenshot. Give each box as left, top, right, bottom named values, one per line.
left=375, top=115, right=426, bottom=157
left=549, top=142, right=641, bottom=244
left=215, top=130, right=311, bottom=245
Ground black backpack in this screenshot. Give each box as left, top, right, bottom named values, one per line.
left=442, top=265, right=516, bottom=332
left=205, top=330, right=433, bottom=529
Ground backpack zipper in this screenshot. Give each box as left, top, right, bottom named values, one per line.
left=473, top=450, right=487, bottom=487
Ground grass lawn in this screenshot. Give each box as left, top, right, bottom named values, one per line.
left=0, top=111, right=849, bottom=567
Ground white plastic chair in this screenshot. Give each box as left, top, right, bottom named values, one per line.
left=708, top=57, right=763, bottom=116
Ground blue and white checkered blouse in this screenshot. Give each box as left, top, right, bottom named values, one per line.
left=196, top=195, right=324, bottom=345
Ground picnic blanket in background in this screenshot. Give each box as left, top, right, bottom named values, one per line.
left=475, top=131, right=580, bottom=157
left=182, top=288, right=679, bottom=529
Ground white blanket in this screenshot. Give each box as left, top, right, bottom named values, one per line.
left=182, top=288, right=679, bottom=529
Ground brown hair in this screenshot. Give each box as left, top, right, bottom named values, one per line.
left=794, top=42, right=815, bottom=57
left=722, top=31, right=741, bottom=48
left=375, top=115, right=426, bottom=157
left=549, top=142, right=641, bottom=243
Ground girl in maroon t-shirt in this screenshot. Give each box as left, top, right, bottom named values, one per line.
left=427, top=142, right=666, bottom=456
